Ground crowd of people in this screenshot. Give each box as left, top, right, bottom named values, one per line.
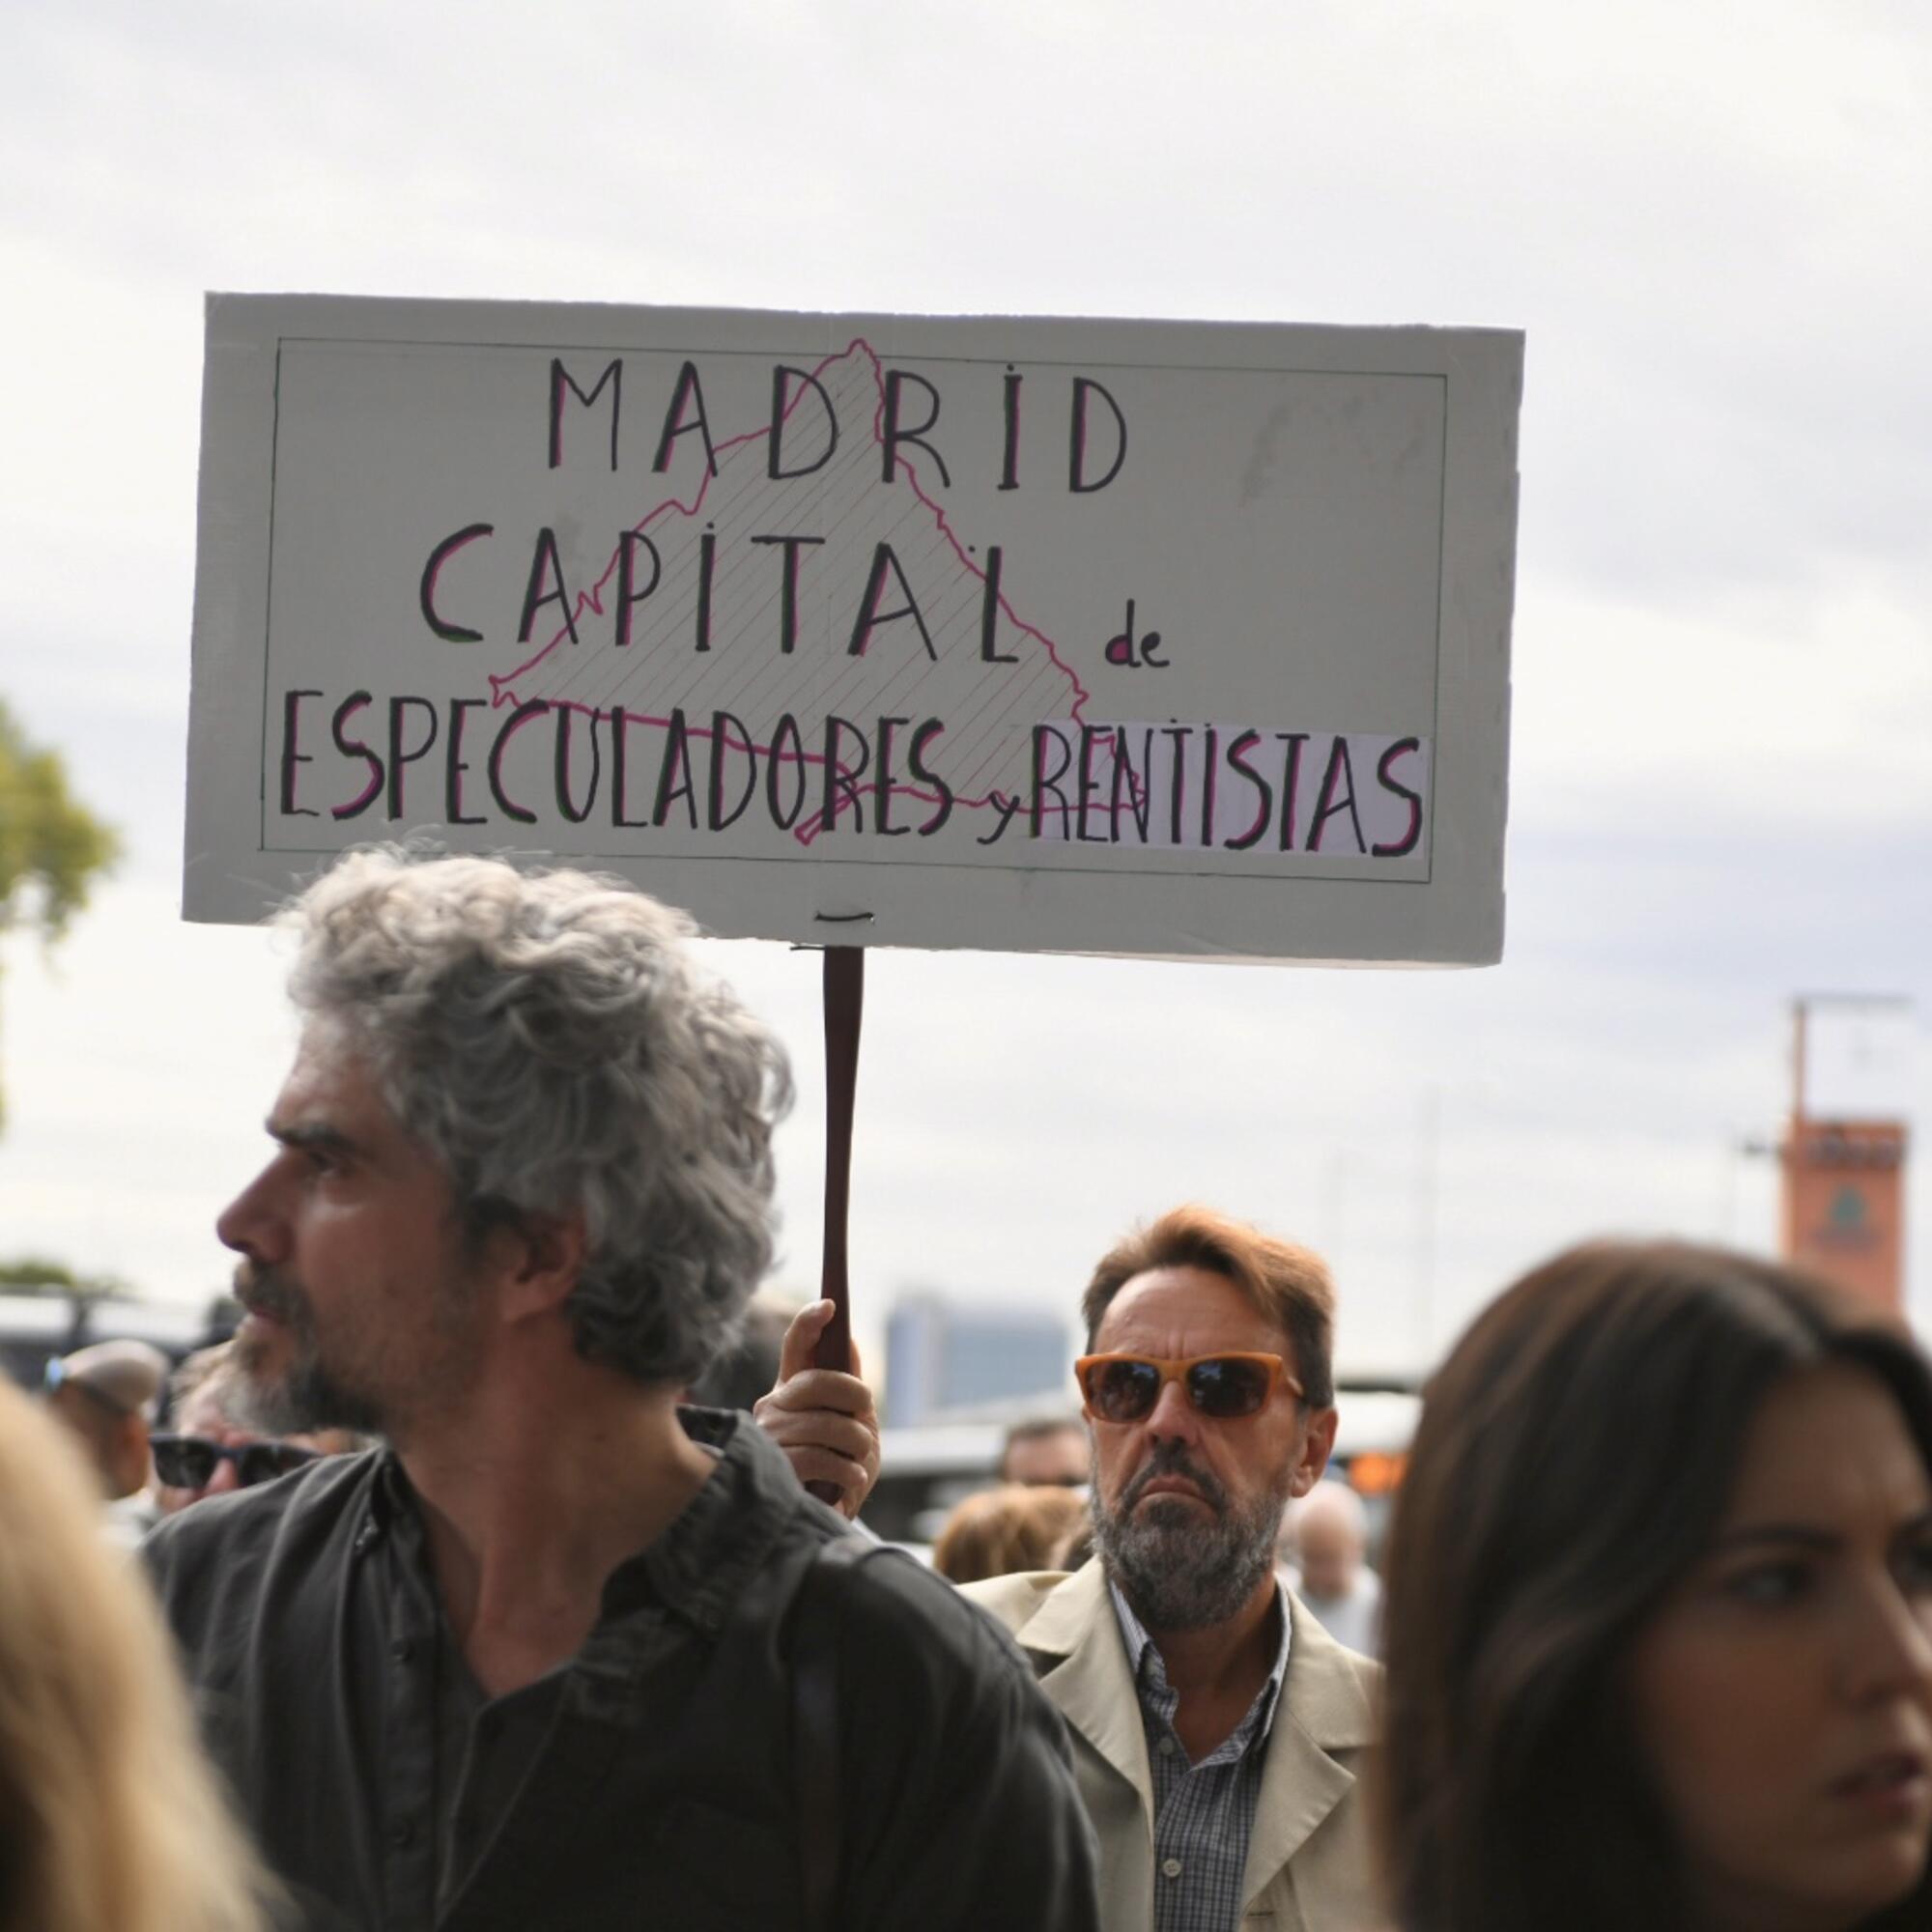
left=4, top=847, right=1928, bottom=1931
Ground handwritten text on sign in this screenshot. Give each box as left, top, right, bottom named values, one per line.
left=188, top=299, right=1520, bottom=959
left=270, top=338, right=1431, bottom=865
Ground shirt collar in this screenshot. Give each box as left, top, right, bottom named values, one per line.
left=619, top=1405, right=806, bottom=1634
left=1107, top=1571, right=1293, bottom=1741
left=362, top=1407, right=814, bottom=1640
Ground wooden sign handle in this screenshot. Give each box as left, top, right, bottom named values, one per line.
left=807, top=946, right=863, bottom=1501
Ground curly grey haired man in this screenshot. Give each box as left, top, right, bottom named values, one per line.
left=145, top=849, right=1098, bottom=1932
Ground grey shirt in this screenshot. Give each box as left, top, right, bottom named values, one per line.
left=146, top=1409, right=1103, bottom=1932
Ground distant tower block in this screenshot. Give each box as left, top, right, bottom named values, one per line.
left=1779, top=997, right=1912, bottom=1311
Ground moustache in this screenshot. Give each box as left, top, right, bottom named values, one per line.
left=1122, top=1442, right=1230, bottom=1516
left=235, top=1264, right=306, bottom=1326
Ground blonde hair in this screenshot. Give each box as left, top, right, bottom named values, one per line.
left=0, top=1378, right=269, bottom=1932
left=933, top=1484, right=1090, bottom=1586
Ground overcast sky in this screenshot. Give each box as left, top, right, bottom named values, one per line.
left=3, top=0, right=1927, bottom=1378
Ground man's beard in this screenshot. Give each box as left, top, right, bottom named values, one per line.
left=1091, top=1439, right=1293, bottom=1633
left=233, top=1267, right=386, bottom=1437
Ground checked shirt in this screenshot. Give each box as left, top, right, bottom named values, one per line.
left=1109, top=1577, right=1293, bottom=1932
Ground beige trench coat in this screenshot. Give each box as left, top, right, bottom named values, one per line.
left=962, top=1560, right=1390, bottom=1932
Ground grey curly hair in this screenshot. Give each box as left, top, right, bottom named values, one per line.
left=281, top=850, right=792, bottom=1387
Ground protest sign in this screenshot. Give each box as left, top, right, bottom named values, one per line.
left=186, top=296, right=1520, bottom=962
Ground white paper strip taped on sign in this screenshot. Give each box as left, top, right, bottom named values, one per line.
left=185, top=296, right=1520, bottom=965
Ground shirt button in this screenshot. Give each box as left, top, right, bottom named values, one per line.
left=1158, top=1736, right=1178, bottom=1755
left=391, top=1639, right=414, bottom=1664
left=1162, top=1858, right=1183, bottom=1879
left=391, top=1824, right=416, bottom=1851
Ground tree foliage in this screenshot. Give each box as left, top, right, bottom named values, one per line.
left=0, top=698, right=119, bottom=1131
left=0, top=1256, right=124, bottom=1300
left=0, top=698, right=118, bottom=943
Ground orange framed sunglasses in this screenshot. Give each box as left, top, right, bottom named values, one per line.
left=1074, top=1351, right=1303, bottom=1424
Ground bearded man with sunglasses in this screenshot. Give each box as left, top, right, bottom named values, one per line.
left=960, top=1206, right=1384, bottom=1932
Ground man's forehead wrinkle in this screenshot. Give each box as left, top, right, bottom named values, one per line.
left=1101, top=1266, right=1288, bottom=1357
left=268, top=1038, right=419, bottom=1157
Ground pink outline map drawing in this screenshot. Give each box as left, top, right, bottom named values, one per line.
left=486, top=339, right=1092, bottom=847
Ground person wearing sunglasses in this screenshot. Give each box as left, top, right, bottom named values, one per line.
left=152, top=1432, right=318, bottom=1495
left=960, top=1204, right=1385, bottom=1932
left=147, top=1343, right=363, bottom=1518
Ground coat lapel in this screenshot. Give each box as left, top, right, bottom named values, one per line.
left=1239, top=1594, right=1378, bottom=1909
left=1014, top=1560, right=1155, bottom=1826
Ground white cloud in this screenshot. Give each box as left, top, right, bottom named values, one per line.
left=3, top=0, right=1929, bottom=1359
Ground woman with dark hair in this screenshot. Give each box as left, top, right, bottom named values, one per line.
left=1378, top=1239, right=1932, bottom=1932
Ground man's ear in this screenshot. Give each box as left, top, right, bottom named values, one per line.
left=1290, top=1405, right=1341, bottom=1498
left=492, top=1210, right=588, bottom=1323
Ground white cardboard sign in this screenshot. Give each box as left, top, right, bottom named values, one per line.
left=185, top=296, right=1520, bottom=962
